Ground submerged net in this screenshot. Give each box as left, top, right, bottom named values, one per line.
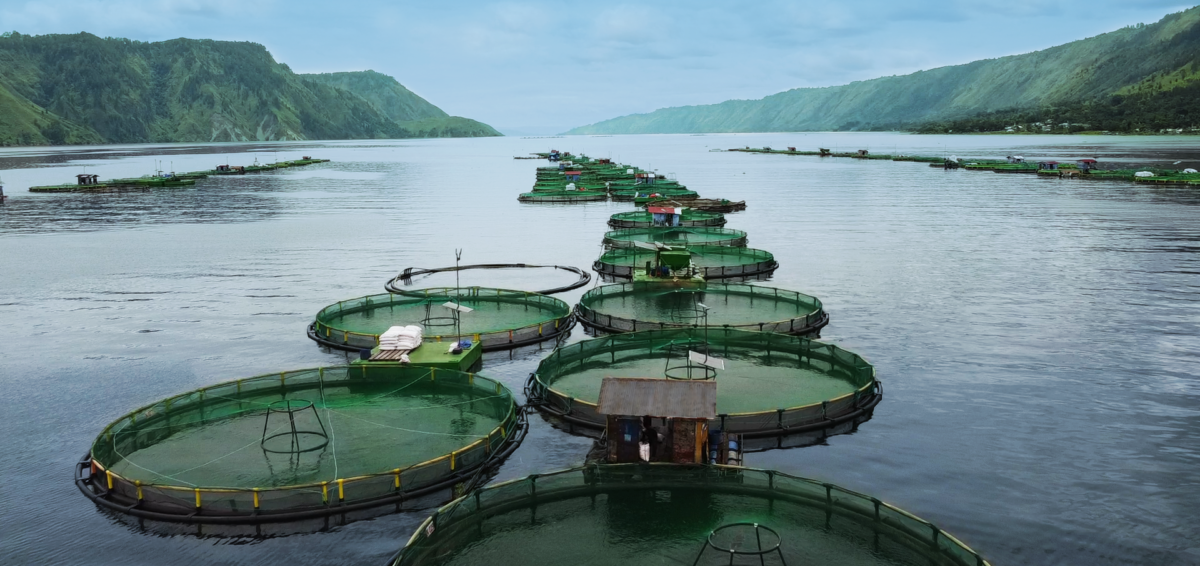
left=527, top=327, right=878, bottom=437
left=392, top=464, right=991, bottom=566
left=576, top=282, right=826, bottom=335
left=385, top=264, right=589, bottom=296
left=89, top=365, right=520, bottom=517
left=312, top=288, right=572, bottom=351
left=603, top=227, right=748, bottom=248
left=594, top=246, right=777, bottom=279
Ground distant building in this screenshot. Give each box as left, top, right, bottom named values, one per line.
left=1038, top=161, right=1059, bottom=171
left=1076, top=159, right=1098, bottom=172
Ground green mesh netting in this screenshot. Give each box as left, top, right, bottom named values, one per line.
left=313, top=288, right=572, bottom=351
left=528, top=328, right=877, bottom=435
left=576, top=282, right=825, bottom=335
left=392, top=464, right=990, bottom=566
left=608, top=209, right=726, bottom=229
left=603, top=227, right=748, bottom=248
left=594, top=245, right=777, bottom=279
left=90, top=365, right=519, bottom=515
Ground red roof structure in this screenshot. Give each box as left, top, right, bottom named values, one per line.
left=647, top=206, right=677, bottom=214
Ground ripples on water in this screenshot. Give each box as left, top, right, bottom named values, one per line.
left=1, top=134, right=1198, bottom=565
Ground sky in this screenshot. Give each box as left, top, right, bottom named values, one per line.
left=1, top=1, right=1193, bottom=134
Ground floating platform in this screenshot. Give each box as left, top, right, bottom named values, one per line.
left=309, top=288, right=573, bottom=352
left=604, top=227, right=748, bottom=248
left=594, top=245, right=777, bottom=279
left=575, top=282, right=827, bottom=336
left=389, top=464, right=989, bottom=566
left=643, top=197, right=747, bottom=212
left=608, top=209, right=726, bottom=229
left=76, top=364, right=525, bottom=524
left=526, top=327, right=880, bottom=439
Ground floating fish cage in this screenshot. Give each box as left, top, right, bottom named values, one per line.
left=575, top=282, right=827, bottom=336
left=518, top=191, right=608, bottom=203
left=385, top=264, right=590, bottom=296
left=604, top=227, right=748, bottom=249
left=610, top=188, right=697, bottom=202
left=594, top=245, right=776, bottom=279
left=309, top=288, right=573, bottom=352
left=389, top=464, right=990, bottom=566
left=76, top=364, right=525, bottom=524
left=526, top=327, right=880, bottom=439
left=608, top=209, right=726, bottom=228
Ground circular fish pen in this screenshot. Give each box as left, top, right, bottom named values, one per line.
left=526, top=328, right=880, bottom=439
left=608, top=209, right=726, bottom=228
left=594, top=246, right=777, bottom=279
left=604, top=227, right=748, bottom=248
left=575, top=282, right=828, bottom=336
left=611, top=189, right=699, bottom=202
left=384, top=264, right=590, bottom=296
left=309, top=288, right=573, bottom=352
left=76, top=364, right=525, bottom=524
left=389, top=464, right=991, bottom=566
left=518, top=191, right=607, bottom=203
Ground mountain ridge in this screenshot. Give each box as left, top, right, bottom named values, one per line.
left=0, top=32, right=500, bottom=146
left=565, top=7, right=1200, bottom=134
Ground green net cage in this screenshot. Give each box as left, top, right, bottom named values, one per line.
left=604, top=227, right=748, bottom=249
left=575, top=282, right=828, bottom=336
left=526, top=327, right=880, bottom=439
left=612, top=189, right=700, bottom=203
left=77, top=364, right=524, bottom=523
left=309, top=287, right=573, bottom=352
left=594, top=245, right=777, bottom=279
left=518, top=191, right=608, bottom=203
left=608, top=209, right=727, bottom=229
left=390, top=464, right=990, bottom=566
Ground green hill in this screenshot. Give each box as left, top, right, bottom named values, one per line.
left=303, top=70, right=447, bottom=122
left=566, top=7, right=1200, bottom=134
left=0, top=32, right=500, bottom=146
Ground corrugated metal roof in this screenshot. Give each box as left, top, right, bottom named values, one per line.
left=596, top=377, right=716, bottom=419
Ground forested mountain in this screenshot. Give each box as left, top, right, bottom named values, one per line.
left=0, top=32, right=499, bottom=146
left=566, top=6, right=1200, bottom=134
left=303, top=70, right=500, bottom=137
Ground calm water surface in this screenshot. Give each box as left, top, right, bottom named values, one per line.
left=1, top=133, right=1198, bottom=565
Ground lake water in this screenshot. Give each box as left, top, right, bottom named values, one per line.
left=1, top=133, right=1198, bottom=565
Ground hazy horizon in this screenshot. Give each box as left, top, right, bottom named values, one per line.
left=2, top=1, right=1193, bottom=134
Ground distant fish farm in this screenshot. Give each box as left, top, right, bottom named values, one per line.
left=27, top=156, right=330, bottom=193
left=727, top=146, right=1200, bottom=185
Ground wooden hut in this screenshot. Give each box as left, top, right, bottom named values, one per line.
left=597, top=377, right=724, bottom=464
left=1076, top=158, right=1098, bottom=172
left=76, top=174, right=100, bottom=186
left=856, top=149, right=869, bottom=157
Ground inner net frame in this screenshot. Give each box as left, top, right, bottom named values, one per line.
left=384, top=264, right=590, bottom=296
left=608, top=209, right=727, bottom=229
left=76, top=364, right=526, bottom=524
left=574, top=282, right=829, bottom=336
left=593, top=245, right=778, bottom=279
left=309, top=287, right=574, bottom=352
left=525, top=327, right=880, bottom=438
left=603, top=227, right=748, bottom=249
left=388, top=463, right=992, bottom=566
